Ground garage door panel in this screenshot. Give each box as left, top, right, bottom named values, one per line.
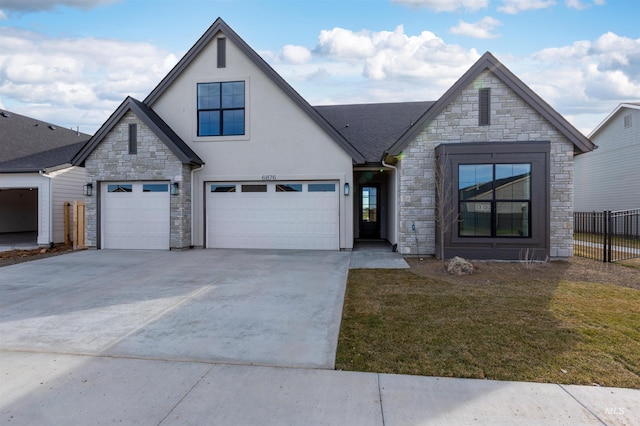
left=207, top=181, right=339, bottom=250
left=102, top=182, right=170, bottom=250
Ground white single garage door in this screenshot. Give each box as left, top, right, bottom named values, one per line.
left=207, top=181, right=339, bottom=250
left=101, top=182, right=170, bottom=249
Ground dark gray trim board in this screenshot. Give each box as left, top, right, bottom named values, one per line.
left=387, top=52, right=595, bottom=158
left=435, top=141, right=551, bottom=260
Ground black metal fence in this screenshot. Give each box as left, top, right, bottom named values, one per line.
left=574, top=209, right=640, bottom=262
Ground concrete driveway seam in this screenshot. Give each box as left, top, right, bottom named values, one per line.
left=558, top=384, right=607, bottom=425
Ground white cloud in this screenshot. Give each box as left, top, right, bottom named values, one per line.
left=0, top=27, right=177, bottom=132
left=0, top=9, right=7, bottom=19
left=391, top=0, right=489, bottom=12
left=498, top=0, right=556, bottom=14
left=281, top=45, right=311, bottom=64
left=565, top=0, right=605, bottom=9
left=0, top=0, right=119, bottom=12
left=450, top=16, right=502, bottom=39
left=314, top=25, right=479, bottom=82
left=521, top=32, right=640, bottom=132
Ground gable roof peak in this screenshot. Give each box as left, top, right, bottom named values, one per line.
left=142, top=17, right=365, bottom=163
left=386, top=51, right=595, bottom=157
left=72, top=96, right=203, bottom=166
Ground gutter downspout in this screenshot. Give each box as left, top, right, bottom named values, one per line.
left=39, top=169, right=53, bottom=247
left=190, top=163, right=205, bottom=248
left=382, top=157, right=398, bottom=250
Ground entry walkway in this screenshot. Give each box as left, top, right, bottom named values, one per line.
left=350, top=240, right=410, bottom=269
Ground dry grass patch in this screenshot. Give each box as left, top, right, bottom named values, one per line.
left=336, top=258, right=640, bottom=388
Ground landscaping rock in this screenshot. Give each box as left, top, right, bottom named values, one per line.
left=447, top=256, right=474, bottom=276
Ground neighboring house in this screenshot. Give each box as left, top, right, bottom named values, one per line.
left=574, top=102, right=639, bottom=212
left=0, top=110, right=91, bottom=246
left=72, top=18, right=595, bottom=259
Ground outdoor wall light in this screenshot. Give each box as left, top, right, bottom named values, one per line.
left=343, top=182, right=350, bottom=196
left=83, top=183, right=93, bottom=196
left=171, top=182, right=180, bottom=196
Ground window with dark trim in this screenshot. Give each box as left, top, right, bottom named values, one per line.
left=479, top=88, right=491, bottom=126
left=458, top=163, right=531, bottom=237
left=197, top=81, right=245, bottom=136
left=217, top=38, right=226, bottom=68
left=128, top=123, right=137, bottom=154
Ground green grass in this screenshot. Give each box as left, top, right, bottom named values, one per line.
left=336, top=269, right=640, bottom=388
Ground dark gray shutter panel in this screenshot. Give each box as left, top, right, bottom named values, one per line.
left=479, top=88, right=490, bottom=126
left=217, top=38, right=226, bottom=68
left=129, top=123, right=137, bottom=154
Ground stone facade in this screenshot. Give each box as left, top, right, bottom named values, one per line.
left=84, top=111, right=192, bottom=249
left=398, top=70, right=575, bottom=259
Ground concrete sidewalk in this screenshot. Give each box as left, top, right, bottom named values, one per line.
left=1, top=350, right=637, bottom=425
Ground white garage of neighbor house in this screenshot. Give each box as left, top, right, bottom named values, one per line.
left=0, top=110, right=90, bottom=247
left=73, top=18, right=594, bottom=259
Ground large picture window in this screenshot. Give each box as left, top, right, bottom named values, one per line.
left=197, top=81, right=245, bottom=136
left=459, top=163, right=531, bottom=237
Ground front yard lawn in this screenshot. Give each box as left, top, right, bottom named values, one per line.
left=336, top=258, right=640, bottom=389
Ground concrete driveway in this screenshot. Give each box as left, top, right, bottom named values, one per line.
left=0, top=249, right=351, bottom=369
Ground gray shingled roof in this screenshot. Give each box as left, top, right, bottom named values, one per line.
left=315, top=101, right=434, bottom=163
left=0, top=141, right=87, bottom=173
left=0, top=109, right=91, bottom=167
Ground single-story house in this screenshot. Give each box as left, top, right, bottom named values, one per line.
left=72, top=18, right=595, bottom=259
left=0, top=110, right=90, bottom=246
left=574, top=102, right=639, bottom=212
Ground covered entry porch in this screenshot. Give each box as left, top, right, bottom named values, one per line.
left=353, top=166, right=397, bottom=248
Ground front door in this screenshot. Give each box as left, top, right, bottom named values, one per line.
left=360, top=184, right=380, bottom=239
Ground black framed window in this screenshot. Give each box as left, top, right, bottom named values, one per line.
left=197, top=81, right=245, bottom=136
left=459, top=163, right=531, bottom=237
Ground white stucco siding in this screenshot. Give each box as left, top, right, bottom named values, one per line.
left=0, top=174, right=51, bottom=244
left=49, top=166, right=86, bottom=243
left=574, top=108, right=640, bottom=211
left=150, top=32, right=354, bottom=249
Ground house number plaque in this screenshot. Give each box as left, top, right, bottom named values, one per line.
left=261, top=175, right=277, bottom=181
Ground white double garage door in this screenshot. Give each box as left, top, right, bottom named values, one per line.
left=101, top=181, right=339, bottom=250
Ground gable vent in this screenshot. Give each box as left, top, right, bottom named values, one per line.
left=217, top=37, right=226, bottom=68
left=479, top=88, right=491, bottom=126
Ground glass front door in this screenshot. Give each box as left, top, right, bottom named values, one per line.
left=360, top=185, right=380, bottom=239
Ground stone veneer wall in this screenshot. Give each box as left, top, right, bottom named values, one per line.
left=399, top=70, right=574, bottom=259
left=84, top=111, right=192, bottom=249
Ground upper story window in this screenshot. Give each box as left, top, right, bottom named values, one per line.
left=197, top=81, right=245, bottom=137
left=624, top=114, right=632, bottom=128
left=479, top=88, right=491, bottom=126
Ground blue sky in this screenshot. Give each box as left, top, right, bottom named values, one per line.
left=0, top=0, right=638, bottom=135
